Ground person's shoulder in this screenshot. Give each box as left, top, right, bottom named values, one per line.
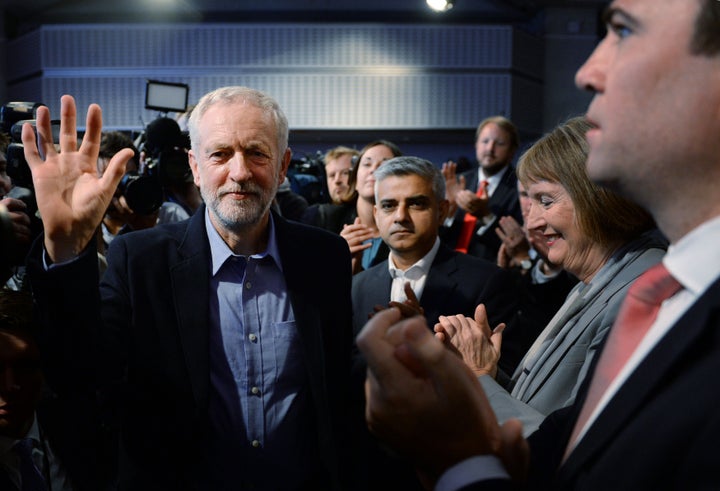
left=438, top=245, right=501, bottom=271
left=353, top=260, right=389, bottom=283
left=277, top=212, right=348, bottom=249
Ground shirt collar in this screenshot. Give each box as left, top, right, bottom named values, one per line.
left=0, top=414, right=39, bottom=454
left=664, top=215, right=720, bottom=296
left=479, top=165, right=508, bottom=188
left=205, top=209, right=283, bottom=276
left=388, top=237, right=441, bottom=279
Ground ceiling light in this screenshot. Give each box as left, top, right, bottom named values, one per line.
left=426, top=0, right=455, bottom=12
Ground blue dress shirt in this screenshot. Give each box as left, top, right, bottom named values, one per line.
left=205, top=211, right=319, bottom=489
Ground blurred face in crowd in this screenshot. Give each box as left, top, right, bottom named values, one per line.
left=374, top=173, right=448, bottom=268
left=525, top=180, right=600, bottom=282
left=325, top=154, right=353, bottom=204
left=189, top=102, right=290, bottom=237
left=0, top=153, right=11, bottom=196
left=356, top=144, right=396, bottom=202
left=0, top=329, right=43, bottom=439
left=575, top=0, right=720, bottom=223
left=475, top=123, right=515, bottom=176
left=518, top=180, right=531, bottom=222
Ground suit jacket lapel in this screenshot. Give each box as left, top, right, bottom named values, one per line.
left=421, top=246, right=460, bottom=326
left=560, top=278, right=720, bottom=480
left=171, top=208, right=212, bottom=408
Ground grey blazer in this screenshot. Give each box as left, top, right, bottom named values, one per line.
left=480, top=231, right=667, bottom=436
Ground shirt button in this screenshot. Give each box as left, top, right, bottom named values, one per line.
left=251, top=440, right=261, bottom=448
left=248, top=333, right=257, bottom=342
left=251, top=386, right=260, bottom=395
left=245, top=281, right=252, bottom=289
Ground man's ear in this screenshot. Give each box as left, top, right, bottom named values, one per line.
left=279, top=147, right=292, bottom=184
left=188, top=150, right=201, bottom=188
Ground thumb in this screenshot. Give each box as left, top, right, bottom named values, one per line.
left=498, top=418, right=529, bottom=482
left=490, top=323, right=505, bottom=352
left=100, top=148, right=133, bottom=196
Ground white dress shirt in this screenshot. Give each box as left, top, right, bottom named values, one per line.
left=436, top=215, right=720, bottom=491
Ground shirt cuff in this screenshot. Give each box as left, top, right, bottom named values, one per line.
left=435, top=455, right=510, bottom=491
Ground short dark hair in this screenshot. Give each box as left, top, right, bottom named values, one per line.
left=691, top=0, right=720, bottom=55
left=373, top=156, right=445, bottom=204
left=0, top=289, right=35, bottom=335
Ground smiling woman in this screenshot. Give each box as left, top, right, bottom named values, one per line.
left=437, top=115, right=667, bottom=437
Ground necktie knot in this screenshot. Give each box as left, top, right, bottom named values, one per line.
left=477, top=179, right=489, bottom=197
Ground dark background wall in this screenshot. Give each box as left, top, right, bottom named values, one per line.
left=1, top=1, right=603, bottom=166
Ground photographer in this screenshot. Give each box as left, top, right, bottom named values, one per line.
left=97, top=132, right=161, bottom=254
left=140, top=117, right=202, bottom=223
left=0, top=132, right=34, bottom=289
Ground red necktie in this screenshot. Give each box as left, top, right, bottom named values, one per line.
left=564, top=262, right=682, bottom=458
left=455, top=179, right=488, bottom=254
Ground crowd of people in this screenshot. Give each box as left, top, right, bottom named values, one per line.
left=1, top=0, right=719, bottom=489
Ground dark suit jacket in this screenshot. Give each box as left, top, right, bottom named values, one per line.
left=441, top=165, right=523, bottom=262
left=351, top=243, right=519, bottom=335
left=27, top=207, right=355, bottom=491
left=300, top=201, right=357, bottom=235
left=458, top=275, right=720, bottom=490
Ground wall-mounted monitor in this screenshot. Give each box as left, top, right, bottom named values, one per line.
left=145, top=80, right=189, bottom=113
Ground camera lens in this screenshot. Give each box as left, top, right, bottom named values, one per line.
left=119, top=173, right=164, bottom=215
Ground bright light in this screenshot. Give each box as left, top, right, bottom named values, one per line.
left=426, top=0, right=454, bottom=12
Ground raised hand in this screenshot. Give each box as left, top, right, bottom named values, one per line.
left=495, top=215, right=531, bottom=268
left=21, top=95, right=133, bottom=263
left=368, top=281, right=426, bottom=321
left=356, top=308, right=513, bottom=485
left=456, top=187, right=489, bottom=217
left=434, top=304, right=505, bottom=378
left=340, top=216, right=376, bottom=274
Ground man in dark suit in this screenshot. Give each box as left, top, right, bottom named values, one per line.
left=24, top=88, right=354, bottom=490
left=351, top=155, right=518, bottom=490
left=440, top=116, right=523, bottom=262
left=355, top=0, right=720, bottom=489
left=352, top=155, right=517, bottom=336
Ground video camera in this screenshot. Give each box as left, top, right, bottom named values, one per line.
left=140, top=116, right=193, bottom=189
left=0, top=102, right=49, bottom=267
left=1, top=102, right=53, bottom=191
left=287, top=150, right=327, bottom=205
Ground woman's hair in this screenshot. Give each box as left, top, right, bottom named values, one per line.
left=340, top=139, right=402, bottom=204
left=517, top=116, right=655, bottom=248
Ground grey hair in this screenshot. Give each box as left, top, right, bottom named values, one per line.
left=188, top=86, right=289, bottom=155
left=374, top=156, right=445, bottom=203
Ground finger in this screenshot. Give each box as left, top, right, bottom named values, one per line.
left=403, top=282, right=418, bottom=304
left=498, top=418, right=529, bottom=482
left=436, top=316, right=457, bottom=339
left=356, top=308, right=408, bottom=377
left=34, top=105, right=57, bottom=161
left=79, top=101, right=104, bottom=161
left=21, top=122, right=43, bottom=170
left=473, top=304, right=493, bottom=338
left=490, top=323, right=505, bottom=352
left=59, top=94, right=78, bottom=154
